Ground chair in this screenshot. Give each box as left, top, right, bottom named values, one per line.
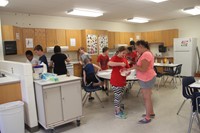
left=154, top=66, right=165, bottom=90
left=188, top=92, right=200, bottom=133
left=82, top=85, right=104, bottom=108
left=177, top=76, right=197, bottom=115
left=163, top=64, right=182, bottom=88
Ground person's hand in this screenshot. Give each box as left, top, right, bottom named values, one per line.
left=132, top=65, right=137, bottom=69
left=120, top=62, right=126, bottom=67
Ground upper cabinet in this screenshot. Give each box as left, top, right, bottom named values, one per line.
left=22, top=28, right=35, bottom=52
left=112, top=32, right=135, bottom=46
left=108, top=32, right=115, bottom=49
left=2, top=25, right=23, bottom=55
left=46, top=29, right=66, bottom=47
left=162, top=29, right=178, bottom=46
left=34, top=28, right=47, bottom=52
left=65, top=30, right=82, bottom=51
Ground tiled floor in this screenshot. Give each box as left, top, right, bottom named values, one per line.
left=27, top=79, right=199, bottom=133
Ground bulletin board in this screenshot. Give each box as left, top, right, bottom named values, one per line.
left=98, top=35, right=108, bottom=53
left=86, top=34, right=98, bottom=55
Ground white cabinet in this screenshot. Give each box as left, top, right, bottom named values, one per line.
left=34, top=76, right=82, bottom=129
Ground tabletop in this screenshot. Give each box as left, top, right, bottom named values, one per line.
left=97, top=69, right=138, bottom=81
left=154, top=63, right=180, bottom=67
left=189, top=81, right=200, bottom=88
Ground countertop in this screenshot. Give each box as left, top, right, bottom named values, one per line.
left=0, top=75, right=20, bottom=85
left=155, top=56, right=173, bottom=58
left=34, top=75, right=81, bottom=86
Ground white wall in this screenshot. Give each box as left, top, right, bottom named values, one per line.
left=134, top=15, right=200, bottom=48
left=0, top=11, right=136, bottom=32
left=0, top=18, right=4, bottom=60
left=0, top=61, right=38, bottom=129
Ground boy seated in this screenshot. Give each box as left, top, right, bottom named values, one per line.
left=83, top=58, right=103, bottom=101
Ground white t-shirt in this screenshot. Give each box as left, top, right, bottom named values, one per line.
left=27, top=58, right=38, bottom=66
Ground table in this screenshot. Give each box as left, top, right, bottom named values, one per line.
left=189, top=81, right=200, bottom=88
left=154, top=63, right=182, bottom=88
left=97, top=69, right=139, bottom=96
left=97, top=69, right=137, bottom=81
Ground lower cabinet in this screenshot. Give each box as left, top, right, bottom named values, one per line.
left=34, top=80, right=82, bottom=129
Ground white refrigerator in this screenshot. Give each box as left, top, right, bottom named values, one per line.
left=173, top=37, right=197, bottom=76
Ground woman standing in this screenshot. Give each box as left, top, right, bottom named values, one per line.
left=50, top=45, right=70, bottom=75
left=131, top=40, right=156, bottom=124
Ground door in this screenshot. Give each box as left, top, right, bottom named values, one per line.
left=61, top=80, right=82, bottom=121
left=43, top=86, right=63, bottom=125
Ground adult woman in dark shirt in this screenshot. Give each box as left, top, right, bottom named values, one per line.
left=50, top=45, right=70, bottom=75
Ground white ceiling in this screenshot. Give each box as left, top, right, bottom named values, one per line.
left=0, top=0, right=200, bottom=23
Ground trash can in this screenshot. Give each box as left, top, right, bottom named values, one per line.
left=0, top=101, right=24, bottom=133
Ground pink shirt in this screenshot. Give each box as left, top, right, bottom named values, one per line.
left=136, top=51, right=156, bottom=81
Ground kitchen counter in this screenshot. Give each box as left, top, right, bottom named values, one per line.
left=0, top=75, right=20, bottom=85
left=34, top=75, right=81, bottom=86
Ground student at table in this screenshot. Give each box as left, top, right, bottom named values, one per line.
left=25, top=50, right=38, bottom=67
left=108, top=46, right=130, bottom=119
left=97, top=47, right=109, bottom=91
left=130, top=40, right=156, bottom=124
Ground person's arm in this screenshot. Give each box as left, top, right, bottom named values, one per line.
left=65, top=57, right=71, bottom=63
left=108, top=61, right=126, bottom=67
left=132, top=59, right=149, bottom=72
left=93, top=63, right=101, bottom=71
left=79, top=56, right=83, bottom=65
left=83, top=70, right=87, bottom=86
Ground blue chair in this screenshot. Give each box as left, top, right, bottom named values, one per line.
left=82, top=85, right=104, bottom=108
left=188, top=92, right=200, bottom=133
left=177, top=76, right=197, bottom=115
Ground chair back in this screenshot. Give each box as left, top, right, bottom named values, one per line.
left=192, top=92, right=200, bottom=113
left=175, top=64, right=182, bottom=75
left=83, top=85, right=102, bottom=92
left=182, top=76, right=196, bottom=99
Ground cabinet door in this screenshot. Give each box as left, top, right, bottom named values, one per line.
left=108, top=32, right=115, bottom=49
left=22, top=28, right=35, bottom=52
left=46, top=29, right=56, bottom=47
left=2, top=25, right=15, bottom=40
left=35, top=28, right=47, bottom=52
left=61, top=81, right=82, bottom=121
left=56, top=29, right=66, bottom=46
left=66, top=30, right=82, bottom=51
left=43, top=86, right=63, bottom=125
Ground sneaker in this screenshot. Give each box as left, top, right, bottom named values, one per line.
left=115, top=111, right=127, bottom=119
left=88, top=97, right=94, bottom=101
left=138, top=118, right=151, bottom=124
left=142, top=114, right=155, bottom=118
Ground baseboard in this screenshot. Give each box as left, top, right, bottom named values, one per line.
left=25, top=124, right=39, bottom=133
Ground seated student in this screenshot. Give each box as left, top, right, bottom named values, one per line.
left=25, top=50, right=38, bottom=66
left=83, top=58, right=103, bottom=100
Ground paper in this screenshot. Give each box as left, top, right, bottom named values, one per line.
left=70, top=38, right=76, bottom=46
left=26, top=38, right=33, bottom=48
left=16, top=33, right=20, bottom=40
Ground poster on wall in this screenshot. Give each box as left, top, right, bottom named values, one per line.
left=98, top=35, right=108, bottom=53
left=25, top=38, right=33, bottom=48
left=86, top=34, right=98, bottom=55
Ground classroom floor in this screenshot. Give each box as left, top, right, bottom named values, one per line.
left=27, top=79, right=200, bottom=133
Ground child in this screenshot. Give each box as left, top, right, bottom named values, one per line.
left=83, top=58, right=103, bottom=100
left=97, top=47, right=109, bottom=91
left=25, top=50, right=38, bottom=66
left=34, top=44, right=49, bottom=72
left=126, top=46, right=137, bottom=67
left=108, top=46, right=130, bottom=119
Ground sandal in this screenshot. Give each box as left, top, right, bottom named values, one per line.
left=142, top=114, right=155, bottom=118
left=138, top=118, right=151, bottom=124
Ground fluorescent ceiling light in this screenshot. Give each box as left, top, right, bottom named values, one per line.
left=149, top=0, right=168, bottom=3
left=182, top=6, right=200, bottom=15
left=66, top=8, right=103, bottom=17
left=126, top=17, right=149, bottom=23
left=0, top=0, right=9, bottom=7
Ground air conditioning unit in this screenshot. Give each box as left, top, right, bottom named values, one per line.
left=46, top=46, right=69, bottom=53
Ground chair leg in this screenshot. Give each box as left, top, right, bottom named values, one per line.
left=195, top=111, right=200, bottom=130
left=82, top=92, right=87, bottom=101
left=188, top=107, right=195, bottom=133
left=177, top=99, right=187, bottom=115
left=82, top=93, right=89, bottom=106
left=94, top=92, right=104, bottom=108
left=137, top=88, right=141, bottom=97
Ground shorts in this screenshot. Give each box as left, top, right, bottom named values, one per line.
left=138, top=76, right=156, bottom=89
